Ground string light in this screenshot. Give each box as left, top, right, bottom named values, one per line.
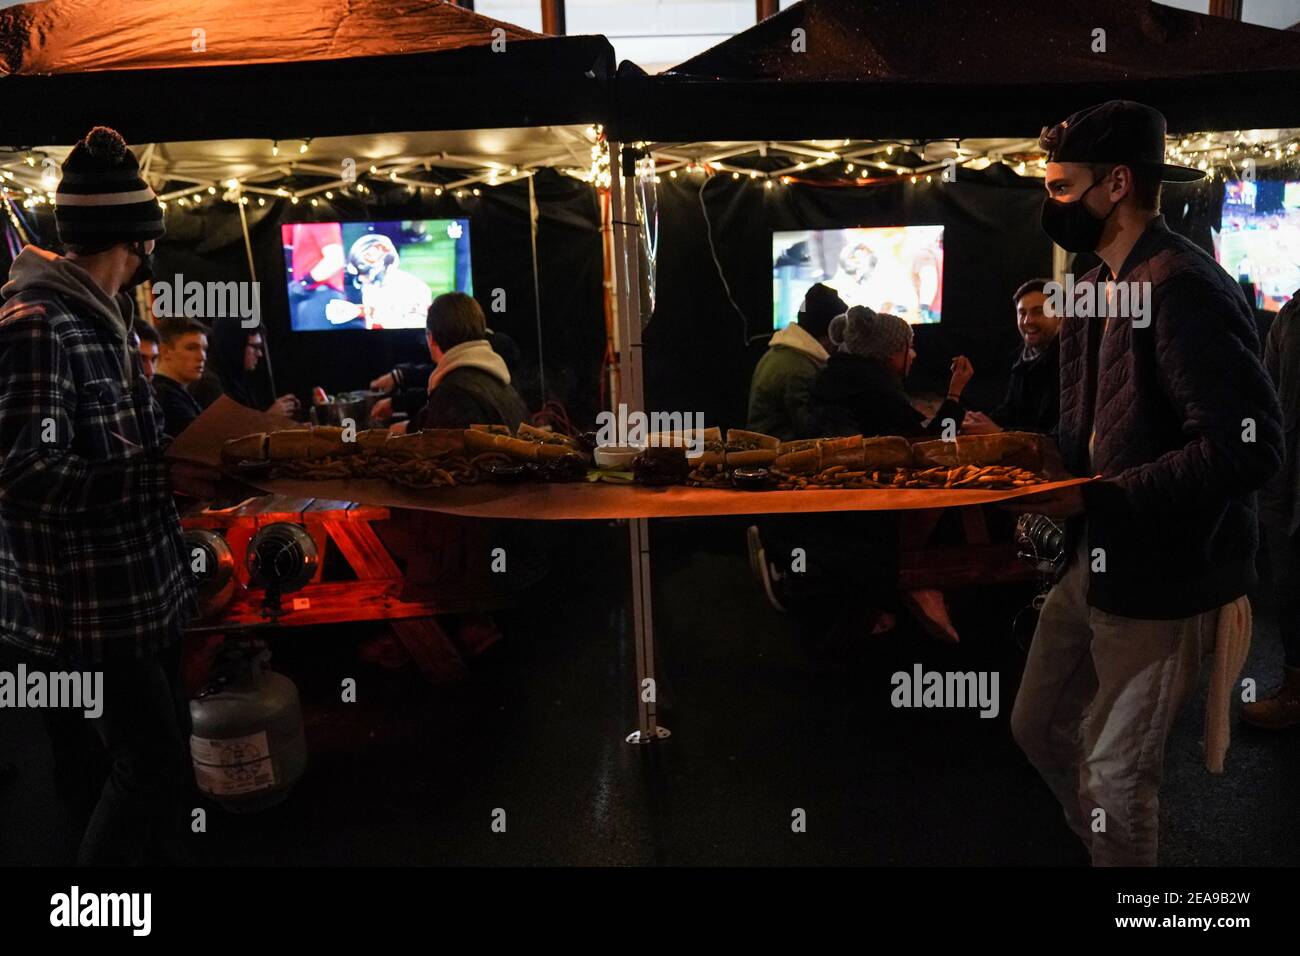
left=272, top=141, right=279, bottom=157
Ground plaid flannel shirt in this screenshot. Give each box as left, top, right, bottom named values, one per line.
left=0, top=289, right=196, bottom=662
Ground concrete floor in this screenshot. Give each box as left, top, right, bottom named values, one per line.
left=2, top=517, right=1297, bottom=866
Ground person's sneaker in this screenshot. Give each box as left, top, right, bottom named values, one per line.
left=746, top=524, right=789, bottom=612
left=758, top=562, right=788, bottom=614
left=1241, top=666, right=1300, bottom=730
left=902, top=588, right=960, bottom=643
left=746, top=526, right=765, bottom=583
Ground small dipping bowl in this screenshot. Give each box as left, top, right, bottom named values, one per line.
left=593, top=445, right=644, bottom=469
left=732, top=467, right=774, bottom=491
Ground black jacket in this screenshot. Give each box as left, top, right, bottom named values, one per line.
left=151, top=373, right=203, bottom=438
left=810, top=351, right=965, bottom=439
left=393, top=329, right=522, bottom=418
left=203, top=315, right=273, bottom=411
left=991, top=336, right=1060, bottom=434
left=1060, top=216, right=1284, bottom=618
left=415, top=366, right=528, bottom=430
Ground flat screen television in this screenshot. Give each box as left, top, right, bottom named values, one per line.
left=282, top=219, right=472, bottom=331
left=772, top=225, right=944, bottom=329
left=1218, top=180, right=1299, bottom=312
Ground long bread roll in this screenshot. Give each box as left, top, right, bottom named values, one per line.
left=266, top=428, right=313, bottom=461
left=221, top=432, right=268, bottom=463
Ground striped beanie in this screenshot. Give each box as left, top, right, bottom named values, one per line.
left=828, top=305, right=913, bottom=361
left=56, top=127, right=164, bottom=248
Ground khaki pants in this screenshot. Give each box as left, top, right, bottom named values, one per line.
left=1011, top=536, right=1214, bottom=866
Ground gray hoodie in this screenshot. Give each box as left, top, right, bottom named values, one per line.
left=1, top=246, right=136, bottom=388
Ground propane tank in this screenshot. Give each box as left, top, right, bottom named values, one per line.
left=189, top=641, right=308, bottom=813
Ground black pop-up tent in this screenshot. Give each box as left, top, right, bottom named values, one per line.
left=614, top=0, right=1300, bottom=142
left=609, top=0, right=1300, bottom=427
left=0, top=0, right=618, bottom=420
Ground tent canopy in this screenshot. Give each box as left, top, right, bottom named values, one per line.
left=613, top=0, right=1300, bottom=142
left=3, top=127, right=603, bottom=206
left=0, top=0, right=614, bottom=145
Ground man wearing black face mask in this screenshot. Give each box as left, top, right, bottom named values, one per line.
left=0, top=126, right=220, bottom=865
left=1004, top=102, right=1283, bottom=866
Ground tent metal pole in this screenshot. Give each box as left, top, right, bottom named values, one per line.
left=527, top=174, right=547, bottom=407
left=609, top=142, right=668, bottom=746
left=236, top=190, right=275, bottom=395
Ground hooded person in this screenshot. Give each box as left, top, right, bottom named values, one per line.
left=189, top=314, right=297, bottom=417
left=747, top=283, right=846, bottom=441
left=0, top=125, right=208, bottom=865
left=811, top=305, right=972, bottom=438
left=413, top=292, right=527, bottom=430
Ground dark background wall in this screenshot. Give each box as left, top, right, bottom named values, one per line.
left=642, top=166, right=1218, bottom=431
left=0, top=165, right=1230, bottom=433
left=3, top=169, right=608, bottom=425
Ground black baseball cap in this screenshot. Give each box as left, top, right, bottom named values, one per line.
left=1039, top=100, right=1204, bottom=183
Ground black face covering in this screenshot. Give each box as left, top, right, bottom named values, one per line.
left=1040, top=173, right=1118, bottom=253
left=126, top=241, right=155, bottom=289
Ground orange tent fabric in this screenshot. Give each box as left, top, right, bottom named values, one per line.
left=0, top=0, right=540, bottom=76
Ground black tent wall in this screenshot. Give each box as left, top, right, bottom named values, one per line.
left=643, top=168, right=1218, bottom=432
left=3, top=170, right=608, bottom=424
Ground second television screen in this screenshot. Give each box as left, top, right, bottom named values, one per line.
left=284, top=219, right=472, bottom=331
left=773, top=225, right=943, bottom=329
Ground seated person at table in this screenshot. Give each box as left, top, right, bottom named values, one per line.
left=412, top=292, right=528, bottom=430
left=132, top=318, right=160, bottom=382
left=368, top=325, right=522, bottom=424
left=803, top=306, right=976, bottom=642
left=811, top=306, right=972, bottom=438
left=985, top=278, right=1061, bottom=433
left=747, top=282, right=847, bottom=441
left=151, top=317, right=208, bottom=439
left=189, top=315, right=299, bottom=417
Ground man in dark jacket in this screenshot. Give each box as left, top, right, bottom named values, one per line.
left=989, top=278, right=1061, bottom=433
left=0, top=126, right=214, bottom=865
left=1244, top=291, right=1300, bottom=728
left=1006, top=102, right=1283, bottom=866
left=747, top=282, right=846, bottom=441
left=151, top=316, right=208, bottom=438
left=369, top=326, right=521, bottom=424
left=414, top=293, right=527, bottom=430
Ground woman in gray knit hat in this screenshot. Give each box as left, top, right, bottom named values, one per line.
left=811, top=305, right=973, bottom=438
left=806, top=305, right=978, bottom=642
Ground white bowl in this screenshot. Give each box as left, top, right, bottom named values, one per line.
left=594, top=445, right=643, bottom=469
